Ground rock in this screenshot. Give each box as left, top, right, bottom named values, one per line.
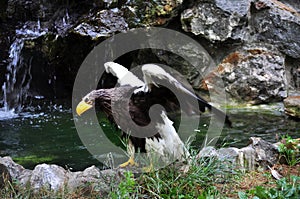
left=0, top=156, right=124, bottom=195
left=0, top=0, right=7, bottom=22
left=0, top=156, right=32, bottom=186
left=6, top=0, right=103, bottom=23
left=248, top=0, right=300, bottom=58
left=218, top=147, right=240, bottom=163
left=30, top=164, right=68, bottom=192
left=197, top=137, right=280, bottom=170
left=181, top=0, right=250, bottom=42
left=73, top=8, right=129, bottom=40
left=132, top=44, right=214, bottom=91
left=201, top=44, right=287, bottom=104
left=181, top=0, right=300, bottom=58
left=67, top=165, right=122, bottom=195
left=247, top=137, right=279, bottom=168
left=196, top=146, right=218, bottom=159
left=284, top=96, right=300, bottom=118
left=239, top=146, right=256, bottom=171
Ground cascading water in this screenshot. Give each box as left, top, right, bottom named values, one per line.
left=0, top=20, right=47, bottom=118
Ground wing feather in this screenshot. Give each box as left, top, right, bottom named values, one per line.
left=104, top=62, right=144, bottom=87
left=140, top=64, right=231, bottom=126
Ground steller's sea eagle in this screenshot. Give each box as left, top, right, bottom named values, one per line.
left=76, top=62, right=231, bottom=170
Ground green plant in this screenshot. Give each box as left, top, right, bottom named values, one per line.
left=127, top=0, right=176, bottom=25
left=110, top=171, right=139, bottom=199
left=238, top=175, right=300, bottom=199
left=278, top=135, right=300, bottom=166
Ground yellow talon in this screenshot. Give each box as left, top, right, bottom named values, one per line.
left=142, top=163, right=154, bottom=173
left=119, top=157, right=138, bottom=168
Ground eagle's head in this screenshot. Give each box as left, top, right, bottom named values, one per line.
left=76, top=90, right=98, bottom=116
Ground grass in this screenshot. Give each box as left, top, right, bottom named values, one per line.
left=109, top=148, right=241, bottom=198
left=107, top=144, right=300, bottom=199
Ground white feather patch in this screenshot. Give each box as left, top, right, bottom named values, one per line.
left=145, top=111, right=189, bottom=165
left=104, top=62, right=144, bottom=87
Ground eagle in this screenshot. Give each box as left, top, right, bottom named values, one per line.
left=76, top=62, right=231, bottom=170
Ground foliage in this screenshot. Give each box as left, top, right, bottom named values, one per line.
left=128, top=0, right=176, bottom=25
left=139, top=153, right=225, bottom=198
left=238, top=175, right=300, bottom=199
left=278, top=135, right=300, bottom=166
left=109, top=149, right=236, bottom=198
left=110, top=171, right=139, bottom=199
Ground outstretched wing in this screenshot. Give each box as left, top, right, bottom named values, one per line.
left=103, top=62, right=231, bottom=126
left=139, top=64, right=231, bottom=126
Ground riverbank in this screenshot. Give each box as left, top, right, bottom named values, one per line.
left=1, top=137, right=299, bottom=198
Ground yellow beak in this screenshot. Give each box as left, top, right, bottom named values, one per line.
left=76, top=100, right=93, bottom=116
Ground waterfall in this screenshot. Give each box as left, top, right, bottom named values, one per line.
left=1, top=20, right=47, bottom=116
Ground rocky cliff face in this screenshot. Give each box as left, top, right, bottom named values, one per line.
left=0, top=0, right=299, bottom=109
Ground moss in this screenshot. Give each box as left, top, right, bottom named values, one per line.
left=13, top=155, right=56, bottom=166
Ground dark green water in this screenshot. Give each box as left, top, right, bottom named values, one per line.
left=0, top=103, right=299, bottom=171
left=0, top=105, right=101, bottom=171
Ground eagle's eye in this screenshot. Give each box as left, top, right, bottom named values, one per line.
left=84, top=98, right=92, bottom=105
left=83, top=97, right=94, bottom=105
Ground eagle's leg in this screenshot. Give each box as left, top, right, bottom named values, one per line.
left=119, top=139, right=138, bottom=168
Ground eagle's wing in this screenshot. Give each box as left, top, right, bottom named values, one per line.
left=138, top=64, right=207, bottom=112
left=104, top=62, right=144, bottom=87
left=103, top=62, right=231, bottom=126
left=139, top=64, right=231, bottom=126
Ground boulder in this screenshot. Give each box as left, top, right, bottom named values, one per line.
left=181, top=0, right=300, bottom=58
left=248, top=0, right=300, bottom=58
left=30, top=164, right=68, bottom=192
left=284, top=96, right=300, bottom=118
left=200, top=44, right=287, bottom=104
left=249, top=137, right=279, bottom=167
left=0, top=156, right=32, bottom=186
left=181, top=0, right=250, bottom=42
left=197, top=137, right=280, bottom=170
left=67, top=165, right=122, bottom=195
left=0, top=156, right=124, bottom=195
left=73, top=8, right=129, bottom=40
